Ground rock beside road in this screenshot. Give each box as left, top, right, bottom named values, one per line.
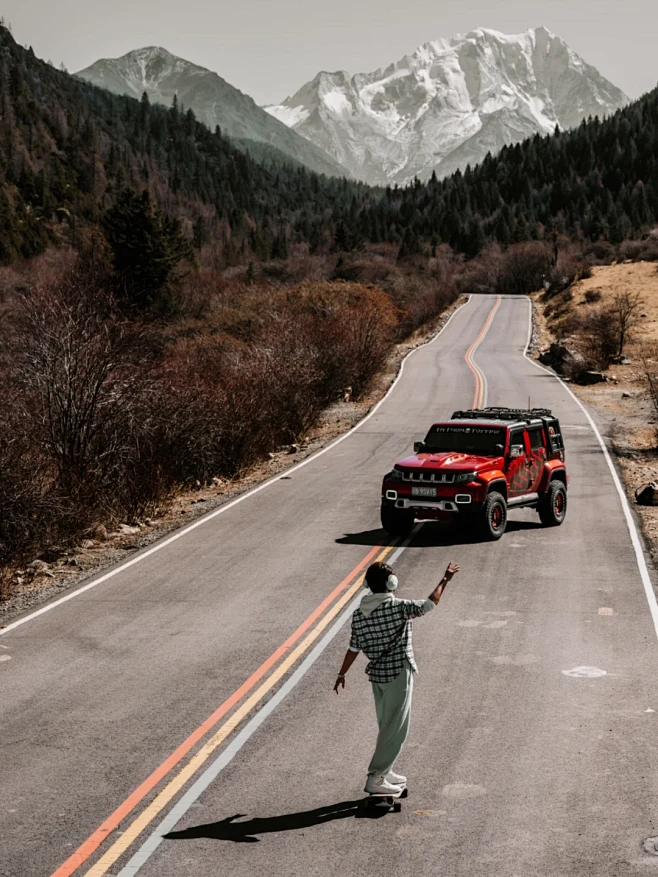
left=539, top=342, right=585, bottom=376
left=636, top=483, right=658, bottom=505
left=578, top=371, right=607, bottom=385
left=28, top=560, right=50, bottom=572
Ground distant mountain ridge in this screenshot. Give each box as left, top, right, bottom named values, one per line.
left=266, top=26, right=629, bottom=185
left=76, top=47, right=349, bottom=179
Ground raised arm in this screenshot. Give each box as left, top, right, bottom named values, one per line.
left=427, top=562, right=460, bottom=606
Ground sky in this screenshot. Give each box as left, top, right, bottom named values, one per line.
left=5, top=0, right=656, bottom=105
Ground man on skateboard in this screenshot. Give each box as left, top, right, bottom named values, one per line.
left=334, top=560, right=460, bottom=795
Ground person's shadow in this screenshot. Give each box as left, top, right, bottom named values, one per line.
left=163, top=798, right=386, bottom=843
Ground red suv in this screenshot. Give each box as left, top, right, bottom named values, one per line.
left=380, top=407, right=567, bottom=541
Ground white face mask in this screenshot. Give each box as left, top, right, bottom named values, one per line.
left=386, top=574, right=399, bottom=591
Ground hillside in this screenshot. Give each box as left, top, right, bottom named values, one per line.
left=266, top=27, right=628, bottom=185
left=76, top=47, right=349, bottom=179
left=0, top=23, right=657, bottom=268
left=382, top=83, right=658, bottom=256
left=0, top=27, right=373, bottom=265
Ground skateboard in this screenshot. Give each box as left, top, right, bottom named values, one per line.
left=363, top=786, right=408, bottom=814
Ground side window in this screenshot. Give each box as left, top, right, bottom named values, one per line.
left=528, top=427, right=544, bottom=450
left=509, top=430, right=524, bottom=455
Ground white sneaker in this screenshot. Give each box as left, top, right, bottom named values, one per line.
left=365, top=775, right=403, bottom=795
left=386, top=771, right=406, bottom=785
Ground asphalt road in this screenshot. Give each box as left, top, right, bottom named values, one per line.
left=3, top=294, right=658, bottom=877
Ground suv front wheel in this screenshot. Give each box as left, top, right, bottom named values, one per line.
left=381, top=504, right=415, bottom=539
left=538, top=481, right=567, bottom=527
left=478, top=491, right=507, bottom=541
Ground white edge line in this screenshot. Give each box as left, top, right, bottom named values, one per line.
left=1, top=300, right=471, bottom=637
left=115, top=530, right=419, bottom=875
left=523, top=296, right=658, bottom=639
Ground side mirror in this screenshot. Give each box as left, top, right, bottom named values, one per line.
left=413, top=441, right=426, bottom=453
left=509, top=446, right=524, bottom=459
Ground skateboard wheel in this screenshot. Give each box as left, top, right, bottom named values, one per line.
left=393, top=802, right=402, bottom=812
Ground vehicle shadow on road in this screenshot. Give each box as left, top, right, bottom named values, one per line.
left=163, top=798, right=386, bottom=843
left=336, top=520, right=542, bottom=548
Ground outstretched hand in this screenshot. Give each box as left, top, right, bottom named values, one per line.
left=444, top=562, right=460, bottom=582
left=333, top=676, right=345, bottom=693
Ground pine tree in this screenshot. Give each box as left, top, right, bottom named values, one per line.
left=102, top=188, right=193, bottom=312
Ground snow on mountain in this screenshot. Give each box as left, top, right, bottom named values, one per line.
left=76, top=48, right=349, bottom=179
left=265, top=27, right=628, bottom=186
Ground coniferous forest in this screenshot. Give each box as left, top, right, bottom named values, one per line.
left=1, top=24, right=657, bottom=265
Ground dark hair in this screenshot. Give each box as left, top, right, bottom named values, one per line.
left=365, top=561, right=393, bottom=594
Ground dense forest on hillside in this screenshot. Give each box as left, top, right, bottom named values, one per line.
left=395, top=94, right=658, bottom=257
left=1, top=23, right=657, bottom=268
left=0, top=25, right=375, bottom=265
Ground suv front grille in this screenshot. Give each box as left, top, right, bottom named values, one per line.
left=401, top=470, right=455, bottom=484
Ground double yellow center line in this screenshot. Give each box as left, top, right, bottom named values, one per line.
left=465, top=296, right=501, bottom=409
left=51, top=543, right=394, bottom=877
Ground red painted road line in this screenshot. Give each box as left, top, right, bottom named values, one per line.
left=49, top=543, right=383, bottom=877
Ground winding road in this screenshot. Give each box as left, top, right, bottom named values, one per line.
left=3, top=294, right=658, bottom=877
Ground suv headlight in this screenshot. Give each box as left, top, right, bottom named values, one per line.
left=384, top=468, right=403, bottom=481
left=454, top=471, right=477, bottom=483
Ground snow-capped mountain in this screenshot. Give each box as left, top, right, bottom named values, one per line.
left=266, top=27, right=628, bottom=186
left=76, top=48, right=349, bottom=179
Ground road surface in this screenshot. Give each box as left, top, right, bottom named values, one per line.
left=3, top=294, right=658, bottom=877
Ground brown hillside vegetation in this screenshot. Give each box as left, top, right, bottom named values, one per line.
left=534, top=259, right=658, bottom=566
left=0, top=244, right=459, bottom=590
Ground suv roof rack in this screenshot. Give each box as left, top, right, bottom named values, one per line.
left=451, top=406, right=554, bottom=423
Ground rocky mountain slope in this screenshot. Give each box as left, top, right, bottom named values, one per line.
left=266, top=27, right=628, bottom=185
left=76, top=47, right=349, bottom=179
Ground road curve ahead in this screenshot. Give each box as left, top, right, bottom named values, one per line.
left=2, top=294, right=658, bottom=877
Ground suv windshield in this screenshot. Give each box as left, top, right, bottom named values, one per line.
left=424, top=425, right=506, bottom=456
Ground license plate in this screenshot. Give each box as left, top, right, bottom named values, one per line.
left=411, top=486, right=436, bottom=497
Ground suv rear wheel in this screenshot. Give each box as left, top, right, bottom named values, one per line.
left=380, top=504, right=415, bottom=539
left=478, top=491, right=507, bottom=541
left=538, top=481, right=567, bottom=527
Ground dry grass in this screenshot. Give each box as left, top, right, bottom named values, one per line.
left=532, top=262, right=658, bottom=568
left=569, top=262, right=658, bottom=344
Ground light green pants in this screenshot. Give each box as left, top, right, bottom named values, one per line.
left=367, top=661, right=414, bottom=777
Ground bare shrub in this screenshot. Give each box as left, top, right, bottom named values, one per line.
left=158, top=332, right=324, bottom=482
left=496, top=242, right=552, bottom=295
left=613, top=290, right=643, bottom=355
left=582, top=240, right=617, bottom=265
left=564, top=305, right=620, bottom=373
left=172, top=270, right=216, bottom=319
left=10, top=269, right=148, bottom=497
left=643, top=355, right=658, bottom=447
left=456, top=243, right=502, bottom=295
left=578, top=310, right=619, bottom=370
left=0, top=266, right=163, bottom=564
left=584, top=289, right=602, bottom=303
left=619, top=240, right=645, bottom=261
left=545, top=248, right=592, bottom=295
left=286, top=281, right=400, bottom=397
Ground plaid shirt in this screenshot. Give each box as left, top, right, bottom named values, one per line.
left=349, top=595, right=433, bottom=683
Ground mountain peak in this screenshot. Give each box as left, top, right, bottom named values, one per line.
left=76, top=48, right=350, bottom=179
left=265, top=26, right=627, bottom=186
